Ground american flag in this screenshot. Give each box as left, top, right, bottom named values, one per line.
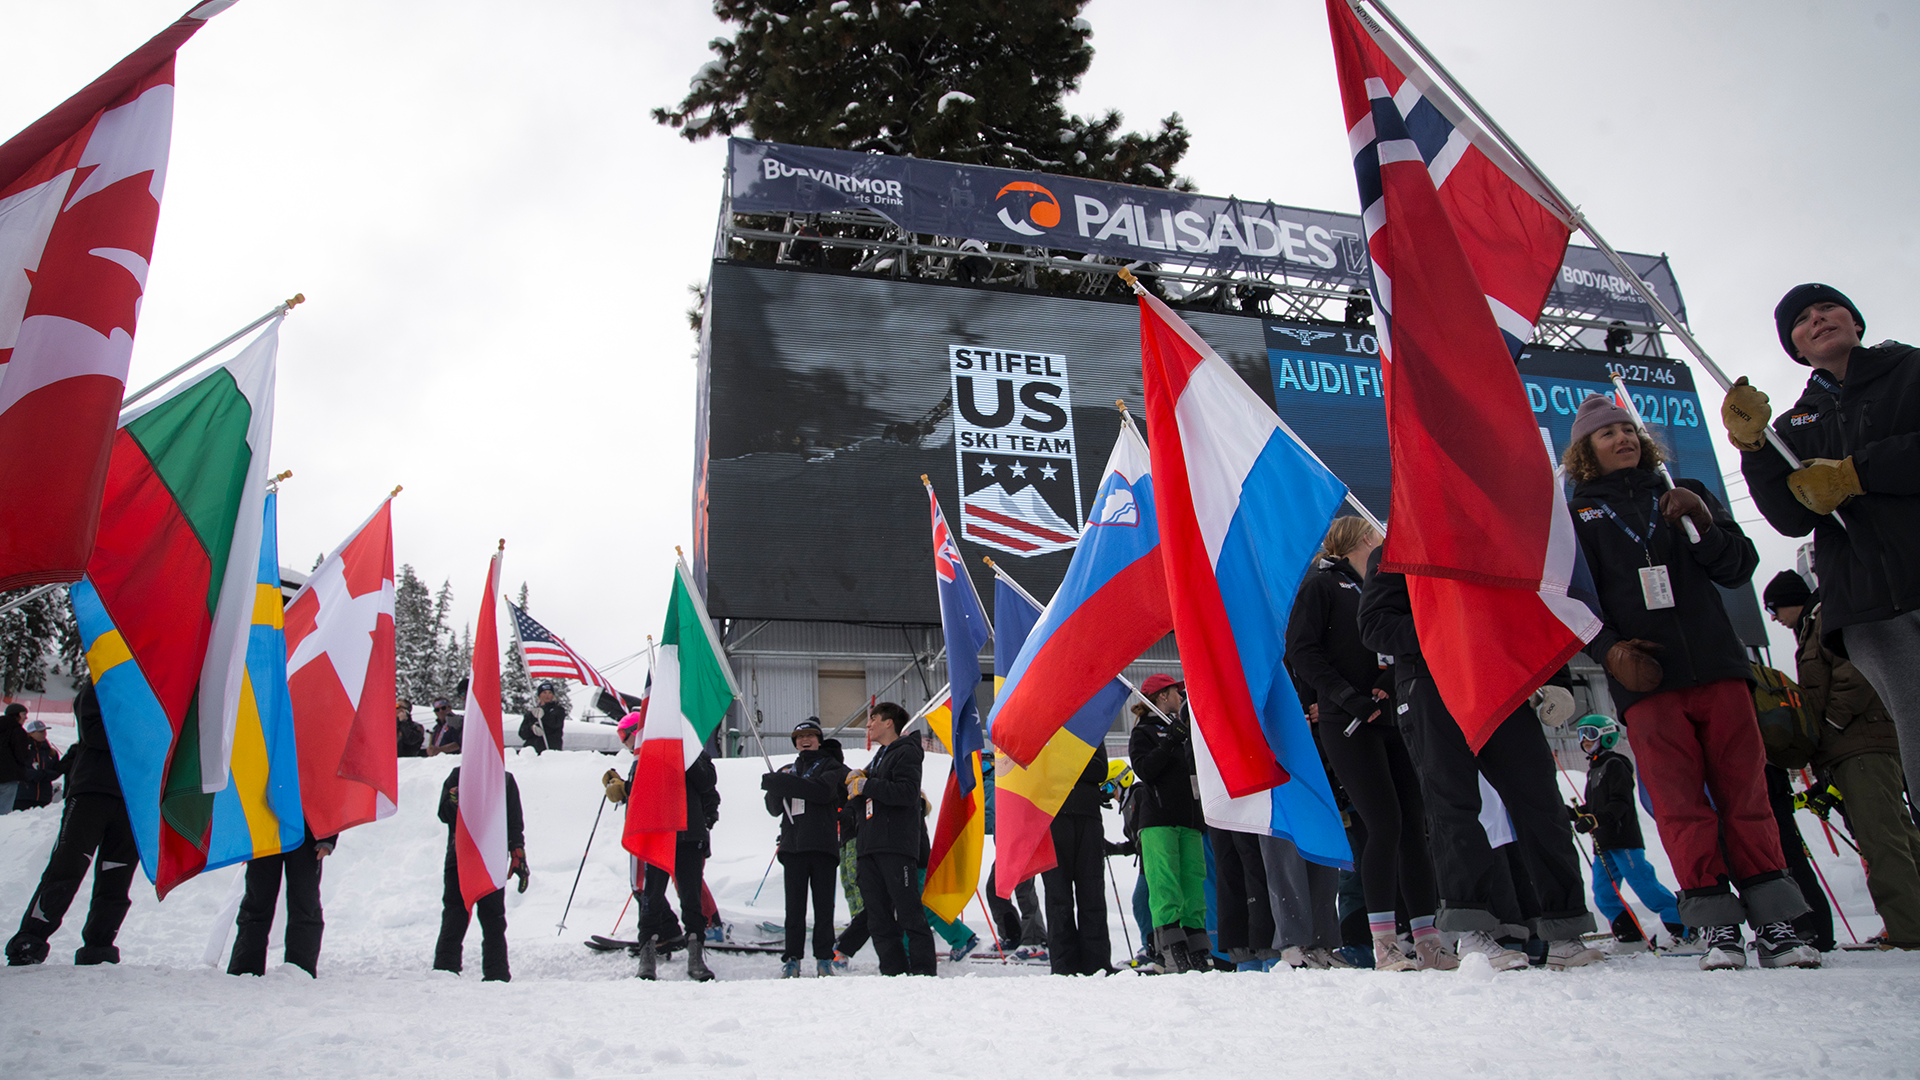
left=507, top=601, right=623, bottom=703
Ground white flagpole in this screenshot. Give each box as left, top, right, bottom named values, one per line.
left=1356, top=1, right=1818, bottom=495
left=121, top=295, right=304, bottom=410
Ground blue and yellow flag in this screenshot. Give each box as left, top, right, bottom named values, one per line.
left=204, top=490, right=305, bottom=869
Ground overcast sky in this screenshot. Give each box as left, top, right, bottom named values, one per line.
left=6, top=0, right=1912, bottom=678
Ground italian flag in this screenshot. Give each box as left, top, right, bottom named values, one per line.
left=70, top=319, right=278, bottom=896
left=623, top=559, right=738, bottom=872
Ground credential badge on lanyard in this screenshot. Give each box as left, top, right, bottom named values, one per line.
left=1599, top=497, right=1675, bottom=611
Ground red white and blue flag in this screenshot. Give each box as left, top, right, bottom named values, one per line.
left=508, top=601, right=623, bottom=704
left=922, top=480, right=991, bottom=921
left=1328, top=0, right=1600, bottom=748
left=1137, top=292, right=1352, bottom=867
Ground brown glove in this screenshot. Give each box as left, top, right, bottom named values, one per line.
left=1605, top=639, right=1665, bottom=693
left=1658, top=487, right=1713, bottom=535
left=510, top=848, right=529, bottom=892
left=1721, top=376, right=1771, bottom=452
left=604, top=775, right=627, bottom=804
left=1787, top=457, right=1862, bottom=515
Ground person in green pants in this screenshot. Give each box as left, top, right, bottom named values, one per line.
left=1127, top=674, right=1209, bottom=972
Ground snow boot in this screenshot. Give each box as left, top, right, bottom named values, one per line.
left=949, top=933, right=980, bottom=963
left=1698, top=924, right=1747, bottom=971
left=1663, top=921, right=1695, bottom=949
left=832, top=950, right=851, bottom=972
left=1323, top=945, right=1366, bottom=969
left=1754, top=922, right=1822, bottom=969
left=74, top=945, right=120, bottom=966
left=1372, top=930, right=1417, bottom=972
left=816, top=958, right=834, bottom=977
left=1609, top=911, right=1649, bottom=953
left=781, top=959, right=801, bottom=978
left=635, top=935, right=658, bottom=980
left=1455, top=930, right=1530, bottom=971
left=1413, top=933, right=1458, bottom=971
left=5, top=934, right=49, bottom=966
left=1545, top=939, right=1606, bottom=970
left=1186, top=930, right=1214, bottom=969
left=1154, top=926, right=1193, bottom=973
left=686, top=937, right=716, bottom=982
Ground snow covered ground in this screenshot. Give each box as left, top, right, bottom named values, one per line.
left=2, top=747, right=1916, bottom=1079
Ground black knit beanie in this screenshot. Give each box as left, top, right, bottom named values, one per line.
left=1762, top=569, right=1813, bottom=611
left=1774, top=284, right=1863, bottom=363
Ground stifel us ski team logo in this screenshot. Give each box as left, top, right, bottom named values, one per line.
left=949, top=344, right=1082, bottom=557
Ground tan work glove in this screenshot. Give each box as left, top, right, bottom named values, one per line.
left=603, top=768, right=627, bottom=804
left=1721, top=376, right=1771, bottom=452
left=1788, top=457, right=1862, bottom=515
left=845, top=769, right=866, bottom=797
left=1604, top=639, right=1665, bottom=694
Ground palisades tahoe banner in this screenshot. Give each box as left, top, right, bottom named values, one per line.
left=726, top=139, right=1688, bottom=326
left=694, top=261, right=1766, bottom=645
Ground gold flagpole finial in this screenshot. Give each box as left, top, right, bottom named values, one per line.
left=1116, top=266, right=1141, bottom=291
left=982, top=555, right=996, bottom=568
left=285, top=293, right=306, bottom=309
left=390, top=484, right=403, bottom=498
left=497, top=538, right=505, bottom=552
left=920, top=473, right=931, bottom=487
left=273, top=469, right=293, bottom=483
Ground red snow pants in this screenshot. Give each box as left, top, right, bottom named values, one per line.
left=1624, top=678, right=1786, bottom=891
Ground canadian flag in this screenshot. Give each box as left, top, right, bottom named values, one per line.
left=285, top=496, right=399, bottom=837
left=0, top=3, right=234, bottom=591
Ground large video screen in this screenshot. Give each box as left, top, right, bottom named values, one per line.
left=697, top=261, right=1765, bottom=645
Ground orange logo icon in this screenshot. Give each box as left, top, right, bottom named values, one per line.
left=995, top=181, right=1060, bottom=236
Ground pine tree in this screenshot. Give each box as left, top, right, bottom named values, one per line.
left=0, top=587, right=59, bottom=697
left=501, top=582, right=534, bottom=715
left=436, top=623, right=473, bottom=705
left=392, top=564, right=437, bottom=704
left=428, top=579, right=456, bottom=701
left=654, top=0, right=1191, bottom=189
left=55, top=593, right=85, bottom=690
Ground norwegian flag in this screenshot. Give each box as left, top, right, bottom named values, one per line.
left=507, top=600, right=623, bottom=704
left=1328, top=0, right=1599, bottom=748
left=0, top=3, right=233, bottom=591
left=285, top=494, right=399, bottom=836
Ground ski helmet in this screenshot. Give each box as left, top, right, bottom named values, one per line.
left=1574, top=714, right=1622, bottom=751
left=616, top=712, right=644, bottom=741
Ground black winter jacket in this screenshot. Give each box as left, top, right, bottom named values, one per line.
left=681, top=752, right=722, bottom=851
left=65, top=682, right=121, bottom=799
left=1127, top=710, right=1202, bottom=831
left=1286, top=556, right=1392, bottom=723
left=397, top=718, right=426, bottom=758
left=438, top=768, right=526, bottom=857
left=763, top=743, right=848, bottom=856
left=1055, top=745, right=1111, bottom=819
left=853, top=737, right=924, bottom=858
left=1569, top=469, right=1758, bottom=713
left=0, top=721, right=29, bottom=784
left=1357, top=557, right=1431, bottom=682
left=1579, top=749, right=1644, bottom=852
left=14, top=739, right=61, bottom=809
left=1742, top=343, right=1920, bottom=649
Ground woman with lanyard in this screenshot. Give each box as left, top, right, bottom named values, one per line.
left=1563, top=394, right=1820, bottom=971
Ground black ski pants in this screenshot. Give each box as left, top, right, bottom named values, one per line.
left=985, top=865, right=1045, bottom=948
left=229, top=833, right=326, bottom=976
left=1395, top=677, right=1594, bottom=941
left=434, top=854, right=509, bottom=981
left=1320, top=716, right=1438, bottom=920
left=13, top=793, right=137, bottom=950
left=780, top=851, right=838, bottom=961
left=1766, top=764, right=1834, bottom=951
left=857, top=852, right=935, bottom=976
left=1042, top=815, right=1112, bottom=975
left=638, top=841, right=706, bottom=943
left=1208, top=826, right=1276, bottom=955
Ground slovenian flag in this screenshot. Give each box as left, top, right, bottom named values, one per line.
left=1136, top=290, right=1351, bottom=867
left=1328, top=0, right=1599, bottom=747
left=921, top=482, right=991, bottom=923
left=70, top=316, right=279, bottom=896
left=624, top=558, right=739, bottom=873
left=202, top=489, right=305, bottom=871
left=990, top=417, right=1171, bottom=771
left=454, top=544, right=509, bottom=908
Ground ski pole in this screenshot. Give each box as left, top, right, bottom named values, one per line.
left=1801, top=836, right=1858, bottom=945
left=1105, top=854, right=1135, bottom=958
left=610, top=890, right=635, bottom=937
left=749, top=849, right=778, bottom=905
left=557, top=795, right=609, bottom=935
left=974, top=889, right=1004, bottom=954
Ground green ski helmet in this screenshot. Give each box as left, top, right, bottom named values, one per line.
left=1574, top=714, right=1622, bottom=751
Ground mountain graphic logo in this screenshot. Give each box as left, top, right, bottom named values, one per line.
left=995, top=181, right=1061, bottom=237
left=962, top=481, right=1079, bottom=556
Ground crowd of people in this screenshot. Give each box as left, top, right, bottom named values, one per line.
left=3, top=283, right=1916, bottom=983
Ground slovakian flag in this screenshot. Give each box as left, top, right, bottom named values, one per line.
left=0, top=3, right=234, bottom=592
left=284, top=494, right=399, bottom=838
left=990, top=417, right=1170, bottom=772
left=70, top=317, right=278, bottom=896
left=1328, top=0, right=1600, bottom=747
left=202, top=489, right=305, bottom=873
left=1137, top=288, right=1350, bottom=853
left=455, top=544, right=509, bottom=909
left=624, top=559, right=738, bottom=874
left=921, top=480, right=991, bottom=922
left=987, top=573, right=1131, bottom=893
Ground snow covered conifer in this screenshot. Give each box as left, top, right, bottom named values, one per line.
left=502, top=583, right=534, bottom=714
left=0, top=586, right=59, bottom=696
left=393, top=564, right=436, bottom=703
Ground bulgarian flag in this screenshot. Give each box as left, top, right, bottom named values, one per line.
left=623, top=558, right=738, bottom=873
left=70, top=317, right=279, bottom=897
left=455, top=543, right=509, bottom=909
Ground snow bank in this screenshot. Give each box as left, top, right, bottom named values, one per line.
left=1, top=750, right=1915, bottom=1079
